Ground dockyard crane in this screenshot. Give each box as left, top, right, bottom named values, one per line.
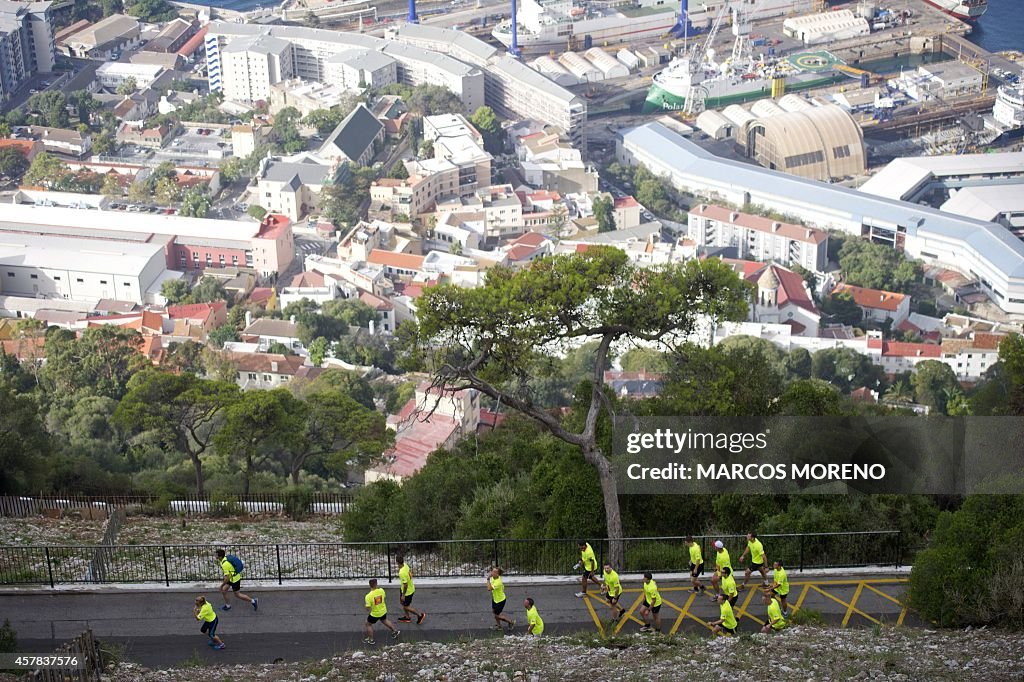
left=682, top=2, right=729, bottom=115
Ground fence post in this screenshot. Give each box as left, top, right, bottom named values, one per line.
left=896, top=531, right=902, bottom=569
left=276, top=544, right=282, bottom=585
left=162, top=546, right=169, bottom=587
left=45, top=547, right=54, bottom=588
left=799, top=534, right=805, bottom=573
left=386, top=544, right=393, bottom=582
left=492, top=539, right=498, bottom=570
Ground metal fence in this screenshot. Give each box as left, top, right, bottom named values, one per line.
left=0, top=493, right=355, bottom=518
left=0, top=531, right=902, bottom=587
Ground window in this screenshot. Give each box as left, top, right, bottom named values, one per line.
left=833, top=145, right=851, bottom=159
left=6, top=272, right=13, bottom=278
left=30, top=274, right=38, bottom=280
left=263, top=374, right=272, bottom=382
left=54, top=276, right=61, bottom=281
left=247, top=372, right=257, bottom=380
left=123, top=282, right=130, bottom=287
left=100, top=280, right=107, bottom=284
left=76, top=278, right=84, bottom=283
left=232, top=255, right=238, bottom=265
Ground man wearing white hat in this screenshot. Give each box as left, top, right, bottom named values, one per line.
left=709, top=540, right=732, bottom=599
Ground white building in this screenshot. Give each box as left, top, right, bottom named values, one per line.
left=95, top=62, right=165, bottom=89
left=782, top=10, right=870, bottom=46
left=219, top=34, right=294, bottom=103
left=559, top=52, right=602, bottom=82
left=205, top=22, right=485, bottom=112
left=435, top=184, right=523, bottom=241
left=324, top=49, right=397, bottom=91
left=687, top=204, right=829, bottom=273
left=0, top=233, right=170, bottom=304
left=423, top=113, right=491, bottom=197
left=831, top=283, right=911, bottom=326
left=584, top=47, right=628, bottom=79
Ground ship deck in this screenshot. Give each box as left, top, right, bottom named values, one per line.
left=786, top=50, right=843, bottom=73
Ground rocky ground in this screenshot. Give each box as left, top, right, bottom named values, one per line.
left=0, top=515, right=105, bottom=546
left=117, top=516, right=348, bottom=546
left=84, top=626, right=1024, bottom=681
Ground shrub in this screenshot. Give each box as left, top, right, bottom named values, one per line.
left=0, top=619, right=16, bottom=653
left=908, top=495, right=1024, bottom=627
left=208, top=492, right=244, bottom=518
left=284, top=486, right=314, bottom=521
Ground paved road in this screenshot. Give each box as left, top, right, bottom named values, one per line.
left=3, top=573, right=920, bottom=668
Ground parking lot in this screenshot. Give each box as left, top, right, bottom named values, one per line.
left=107, top=202, right=179, bottom=215
left=161, top=126, right=232, bottom=161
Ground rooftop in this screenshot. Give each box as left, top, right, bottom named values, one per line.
left=832, top=283, right=907, bottom=312
left=0, top=232, right=164, bottom=274
left=690, top=204, right=828, bottom=244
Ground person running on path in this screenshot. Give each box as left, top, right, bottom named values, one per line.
left=739, top=532, right=769, bottom=590
left=709, top=593, right=737, bottom=637
left=524, top=597, right=544, bottom=636
left=770, top=560, right=790, bottom=617
left=760, top=592, right=787, bottom=634
left=193, top=596, right=226, bottom=649
left=364, top=578, right=400, bottom=645
left=574, top=540, right=602, bottom=598
left=710, top=541, right=731, bottom=597
left=395, top=555, right=426, bottom=625
left=639, top=572, right=663, bottom=634
left=685, top=536, right=705, bottom=593
left=487, top=567, right=516, bottom=632
left=720, top=566, right=739, bottom=607
left=216, top=549, right=257, bottom=612
left=600, top=563, right=625, bottom=621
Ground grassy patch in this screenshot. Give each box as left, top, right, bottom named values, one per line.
left=789, top=608, right=825, bottom=626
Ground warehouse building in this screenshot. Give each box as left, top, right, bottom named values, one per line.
left=783, top=9, right=870, bottom=46
left=0, top=232, right=170, bottom=304
left=584, top=47, right=628, bottom=79
left=744, top=103, right=865, bottom=181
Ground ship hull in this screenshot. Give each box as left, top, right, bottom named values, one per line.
left=492, top=15, right=677, bottom=49
left=642, top=73, right=844, bottom=114
left=920, top=0, right=987, bottom=21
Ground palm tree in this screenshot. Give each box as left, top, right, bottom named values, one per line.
left=884, top=380, right=913, bottom=405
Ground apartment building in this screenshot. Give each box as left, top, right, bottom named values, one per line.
left=220, top=34, right=293, bottom=103
left=686, top=204, right=829, bottom=273
left=435, top=184, right=523, bottom=241
left=256, top=157, right=339, bottom=221
left=0, top=0, right=55, bottom=101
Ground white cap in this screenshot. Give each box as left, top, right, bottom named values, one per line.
left=714, top=541, right=724, bottom=549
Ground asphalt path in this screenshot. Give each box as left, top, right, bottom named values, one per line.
left=3, top=572, right=919, bottom=668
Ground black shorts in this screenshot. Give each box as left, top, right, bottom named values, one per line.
left=608, top=594, right=620, bottom=605
left=728, top=594, right=738, bottom=607
left=401, top=594, right=414, bottom=607
left=721, top=626, right=735, bottom=635
left=200, top=618, right=218, bottom=637
left=367, top=614, right=385, bottom=624
left=227, top=580, right=242, bottom=592
left=749, top=562, right=764, bottom=572
left=492, top=599, right=506, bottom=615
left=774, top=589, right=789, bottom=599
left=582, top=569, right=595, bottom=579
left=642, top=601, right=661, bottom=614
left=689, top=563, right=703, bottom=578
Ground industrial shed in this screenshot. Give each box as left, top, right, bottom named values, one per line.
left=559, top=52, right=602, bottom=82
left=616, top=48, right=639, bottom=71
left=695, top=109, right=735, bottom=140
left=531, top=56, right=579, bottom=86
left=778, top=93, right=815, bottom=112
left=744, top=103, right=865, bottom=182
left=783, top=10, right=870, bottom=46
left=750, top=98, right=785, bottom=118
left=584, top=47, right=629, bottom=79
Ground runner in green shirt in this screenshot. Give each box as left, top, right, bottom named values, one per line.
left=524, top=597, right=544, bottom=636
left=193, top=596, right=225, bottom=649
left=600, top=563, right=625, bottom=621
left=720, top=566, right=739, bottom=607
left=488, top=567, right=516, bottom=632
left=574, top=541, right=602, bottom=598
left=739, top=532, right=769, bottom=590
left=760, top=592, right=787, bottom=634
left=685, top=536, right=705, bottom=594
left=363, top=578, right=400, bottom=645
left=709, top=593, right=737, bottom=636
left=710, top=540, right=731, bottom=600
left=770, top=560, right=791, bottom=617
left=395, top=556, right=426, bottom=625
left=639, top=572, right=663, bottom=634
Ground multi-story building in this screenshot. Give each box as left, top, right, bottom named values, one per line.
left=686, top=204, right=829, bottom=273
left=831, top=283, right=911, bottom=326
left=324, top=49, right=397, bottom=91
left=423, top=113, right=491, bottom=197
left=256, top=156, right=340, bottom=221
left=59, top=13, right=139, bottom=60
left=95, top=62, right=165, bottom=89
left=0, top=0, right=55, bottom=101
left=22, top=125, right=91, bottom=156
left=206, top=22, right=484, bottom=111
left=371, top=159, right=460, bottom=218
left=219, top=34, right=293, bottom=103
left=435, top=184, right=523, bottom=241
left=512, top=124, right=598, bottom=194
left=269, top=78, right=351, bottom=117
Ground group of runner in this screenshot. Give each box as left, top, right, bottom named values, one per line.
left=194, top=533, right=789, bottom=649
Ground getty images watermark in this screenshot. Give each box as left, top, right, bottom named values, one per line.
left=611, top=416, right=1024, bottom=495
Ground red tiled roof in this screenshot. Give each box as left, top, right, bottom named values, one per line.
left=832, top=283, right=906, bottom=312
left=176, top=26, right=207, bottom=57
left=896, top=319, right=920, bottom=333
left=257, top=214, right=291, bottom=239
left=359, top=290, right=393, bottom=311
left=614, top=196, right=640, bottom=209
left=367, top=249, right=425, bottom=270
left=479, top=408, right=506, bottom=429
left=289, top=271, right=326, bottom=288
left=1, top=337, right=45, bottom=360
left=393, top=282, right=425, bottom=298
left=881, top=341, right=941, bottom=358
left=509, top=231, right=548, bottom=248
left=782, top=319, right=807, bottom=335
left=167, top=301, right=226, bottom=321
left=249, top=288, right=274, bottom=305
left=719, top=257, right=765, bottom=279
left=972, top=332, right=1005, bottom=350
left=0, top=139, right=39, bottom=157
left=749, top=264, right=817, bottom=313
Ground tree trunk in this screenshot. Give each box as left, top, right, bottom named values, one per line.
left=243, top=452, right=252, bottom=496
left=191, top=455, right=204, bottom=497
left=585, top=444, right=624, bottom=569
